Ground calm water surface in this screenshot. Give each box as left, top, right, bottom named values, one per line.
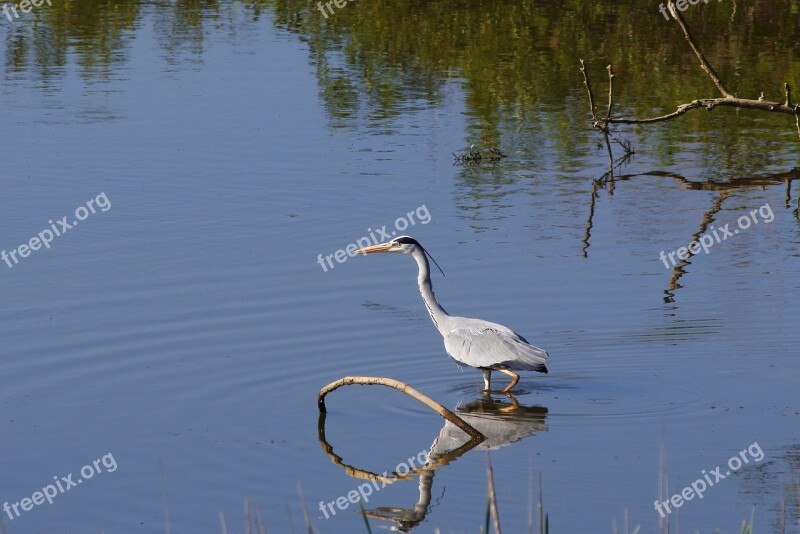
left=1, top=2, right=798, bottom=533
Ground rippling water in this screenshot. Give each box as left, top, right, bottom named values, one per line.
left=1, top=2, right=798, bottom=533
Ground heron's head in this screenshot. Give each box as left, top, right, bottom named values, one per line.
left=355, top=235, right=421, bottom=255
left=356, top=236, right=445, bottom=276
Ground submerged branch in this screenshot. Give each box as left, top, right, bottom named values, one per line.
left=317, top=409, right=484, bottom=484
left=317, top=376, right=487, bottom=485
left=318, top=376, right=485, bottom=440
left=579, top=59, right=599, bottom=124
left=605, top=64, right=615, bottom=120
left=580, top=61, right=628, bottom=179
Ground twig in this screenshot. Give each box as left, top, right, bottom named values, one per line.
left=486, top=453, right=502, bottom=534
left=527, top=466, right=534, bottom=534
left=602, top=65, right=616, bottom=178
left=605, top=64, right=615, bottom=120
left=579, top=59, right=598, bottom=123
left=581, top=61, right=622, bottom=179
left=357, top=501, right=374, bottom=534
left=667, top=1, right=732, bottom=98
left=159, top=459, right=171, bottom=534
left=297, top=483, right=314, bottom=534
left=609, top=97, right=800, bottom=124
left=219, top=510, right=228, bottom=534
left=537, top=474, right=544, bottom=534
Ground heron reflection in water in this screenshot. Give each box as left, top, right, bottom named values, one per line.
left=356, top=236, right=549, bottom=393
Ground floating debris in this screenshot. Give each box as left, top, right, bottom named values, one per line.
left=452, top=144, right=507, bottom=166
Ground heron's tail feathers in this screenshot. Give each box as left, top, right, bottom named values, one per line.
left=513, top=343, right=549, bottom=373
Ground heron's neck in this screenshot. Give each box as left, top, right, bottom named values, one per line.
left=412, top=249, right=450, bottom=334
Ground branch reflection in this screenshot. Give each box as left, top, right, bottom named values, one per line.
left=317, top=393, right=548, bottom=532
left=581, top=167, right=800, bottom=303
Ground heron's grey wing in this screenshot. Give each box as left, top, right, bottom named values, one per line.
left=444, top=324, right=548, bottom=372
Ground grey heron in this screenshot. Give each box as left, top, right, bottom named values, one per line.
left=356, top=236, right=549, bottom=393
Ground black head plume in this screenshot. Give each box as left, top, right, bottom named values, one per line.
left=393, top=236, right=445, bottom=277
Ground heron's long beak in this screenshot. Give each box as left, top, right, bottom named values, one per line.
left=355, top=242, right=393, bottom=254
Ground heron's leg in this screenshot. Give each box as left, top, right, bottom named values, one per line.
left=481, top=369, right=492, bottom=392
left=499, top=369, right=519, bottom=393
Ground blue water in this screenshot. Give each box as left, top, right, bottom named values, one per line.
left=1, top=4, right=798, bottom=533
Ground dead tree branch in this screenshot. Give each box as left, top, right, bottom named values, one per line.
left=609, top=97, right=800, bottom=125
left=582, top=1, right=800, bottom=139
left=580, top=61, right=632, bottom=180
left=668, top=1, right=732, bottom=99
left=318, top=375, right=485, bottom=441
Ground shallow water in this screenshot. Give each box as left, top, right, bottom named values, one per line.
left=1, top=2, right=798, bottom=533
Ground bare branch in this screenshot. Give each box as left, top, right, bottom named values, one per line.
left=318, top=375, right=485, bottom=440
left=579, top=61, right=629, bottom=180
left=609, top=97, right=800, bottom=124
left=667, top=1, right=732, bottom=98
left=605, top=65, right=615, bottom=120
left=581, top=1, right=798, bottom=139
left=486, top=454, right=502, bottom=534
left=579, top=59, right=598, bottom=122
